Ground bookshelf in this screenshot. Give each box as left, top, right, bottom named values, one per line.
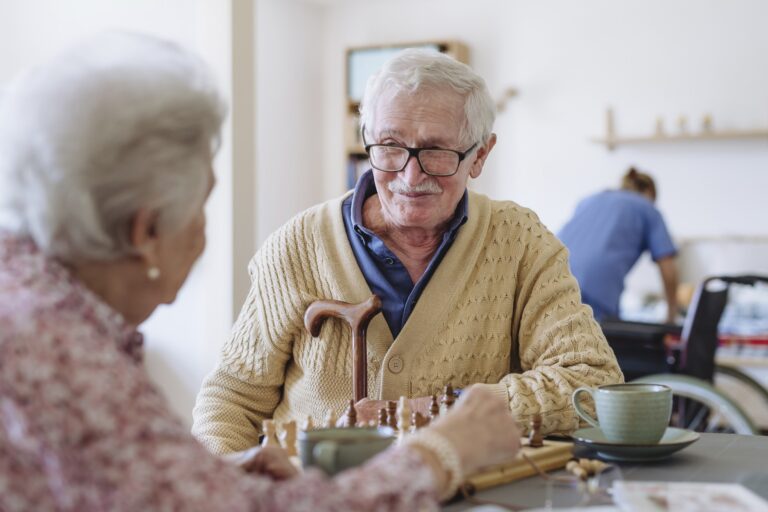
left=344, top=40, right=469, bottom=189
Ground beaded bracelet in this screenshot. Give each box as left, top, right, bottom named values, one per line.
left=404, top=431, right=464, bottom=501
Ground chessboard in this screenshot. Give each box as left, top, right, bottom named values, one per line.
left=260, top=385, right=574, bottom=493
left=463, top=437, right=573, bottom=493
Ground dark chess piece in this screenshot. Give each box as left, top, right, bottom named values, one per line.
left=342, top=399, right=357, bottom=428
left=528, top=413, right=544, bottom=448
left=429, top=395, right=440, bottom=421
left=411, top=411, right=429, bottom=430
left=378, top=407, right=388, bottom=427
left=387, top=400, right=398, bottom=429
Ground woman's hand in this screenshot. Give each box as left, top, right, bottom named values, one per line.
left=426, top=386, right=521, bottom=476
left=222, top=445, right=299, bottom=480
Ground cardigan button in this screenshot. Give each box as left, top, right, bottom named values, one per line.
left=387, top=356, right=404, bottom=374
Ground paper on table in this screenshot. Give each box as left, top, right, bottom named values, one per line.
left=465, top=507, right=618, bottom=512
left=612, top=481, right=768, bottom=512
left=523, top=507, right=620, bottom=512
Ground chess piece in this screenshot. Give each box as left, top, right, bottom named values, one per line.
left=566, top=460, right=588, bottom=480
left=702, top=114, right=713, bottom=133
left=342, top=399, right=358, bottom=427
left=411, top=411, right=429, bottom=431
left=429, top=395, right=440, bottom=421
left=261, top=419, right=280, bottom=448
left=528, top=413, right=544, bottom=448
left=324, top=410, right=337, bottom=429
left=396, top=396, right=411, bottom=442
left=304, top=295, right=382, bottom=402
left=678, top=114, right=688, bottom=134
left=302, top=415, right=314, bottom=432
left=378, top=407, right=389, bottom=427
left=281, top=420, right=298, bottom=457
left=566, top=458, right=609, bottom=480
left=655, top=116, right=665, bottom=136
left=386, top=400, right=398, bottom=429
left=440, top=384, right=455, bottom=413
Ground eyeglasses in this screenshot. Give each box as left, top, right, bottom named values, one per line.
left=362, top=127, right=477, bottom=177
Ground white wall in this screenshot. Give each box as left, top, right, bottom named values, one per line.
left=505, top=0, right=768, bottom=300
left=506, top=0, right=768, bottom=239
left=0, top=1, right=197, bottom=69
left=255, top=0, right=325, bottom=246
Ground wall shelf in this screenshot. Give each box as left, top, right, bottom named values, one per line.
left=592, top=108, right=768, bottom=151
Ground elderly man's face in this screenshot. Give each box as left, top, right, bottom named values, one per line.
left=369, top=88, right=491, bottom=232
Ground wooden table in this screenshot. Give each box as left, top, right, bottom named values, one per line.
left=444, top=433, right=768, bottom=510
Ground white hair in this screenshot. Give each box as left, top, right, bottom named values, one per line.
left=359, top=48, right=495, bottom=146
left=0, top=31, right=226, bottom=262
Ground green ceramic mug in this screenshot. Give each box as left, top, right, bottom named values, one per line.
left=298, top=426, right=395, bottom=475
left=572, top=383, right=672, bottom=444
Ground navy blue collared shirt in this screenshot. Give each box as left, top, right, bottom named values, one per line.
left=342, top=170, right=468, bottom=338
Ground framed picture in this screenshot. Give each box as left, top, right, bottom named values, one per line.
left=346, top=43, right=441, bottom=103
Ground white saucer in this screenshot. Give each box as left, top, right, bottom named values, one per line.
left=571, top=427, right=700, bottom=462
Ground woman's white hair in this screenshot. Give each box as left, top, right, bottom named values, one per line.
left=359, top=48, right=495, bottom=146
left=0, top=31, right=225, bottom=262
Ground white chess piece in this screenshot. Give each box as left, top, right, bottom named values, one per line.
left=281, top=420, right=298, bottom=457
left=396, top=396, right=411, bottom=444
left=261, top=419, right=280, bottom=448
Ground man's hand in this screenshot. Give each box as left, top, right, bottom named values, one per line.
left=353, top=396, right=435, bottom=425
left=221, top=445, right=299, bottom=480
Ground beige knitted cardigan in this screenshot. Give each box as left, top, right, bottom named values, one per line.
left=192, top=191, right=623, bottom=454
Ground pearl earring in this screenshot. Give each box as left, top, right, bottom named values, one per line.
left=147, top=267, right=161, bottom=280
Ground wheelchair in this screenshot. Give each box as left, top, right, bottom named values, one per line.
left=601, top=275, right=768, bottom=435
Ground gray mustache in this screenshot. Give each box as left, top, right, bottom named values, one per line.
left=387, top=180, right=442, bottom=194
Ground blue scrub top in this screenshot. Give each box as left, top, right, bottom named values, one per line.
left=558, top=190, right=677, bottom=320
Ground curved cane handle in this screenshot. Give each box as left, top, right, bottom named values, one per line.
left=304, top=295, right=382, bottom=402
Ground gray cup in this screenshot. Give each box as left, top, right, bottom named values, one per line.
left=572, top=383, right=672, bottom=444
left=298, top=426, right=395, bottom=475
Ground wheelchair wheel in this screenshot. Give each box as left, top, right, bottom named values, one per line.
left=714, top=364, right=768, bottom=434
left=632, top=374, right=759, bottom=435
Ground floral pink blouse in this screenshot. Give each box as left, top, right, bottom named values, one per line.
left=0, top=234, right=438, bottom=511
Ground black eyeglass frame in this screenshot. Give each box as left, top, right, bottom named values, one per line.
left=361, top=125, right=478, bottom=177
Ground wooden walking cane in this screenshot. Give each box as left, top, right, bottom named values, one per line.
left=304, top=295, right=382, bottom=402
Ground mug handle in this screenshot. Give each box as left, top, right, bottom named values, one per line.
left=572, top=387, right=600, bottom=428
left=313, top=440, right=339, bottom=474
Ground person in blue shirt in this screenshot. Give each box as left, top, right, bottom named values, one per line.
left=558, top=168, right=678, bottom=323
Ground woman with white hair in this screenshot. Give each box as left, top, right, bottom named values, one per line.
left=0, top=33, right=520, bottom=511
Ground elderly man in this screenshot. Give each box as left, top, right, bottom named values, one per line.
left=192, top=49, right=623, bottom=455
